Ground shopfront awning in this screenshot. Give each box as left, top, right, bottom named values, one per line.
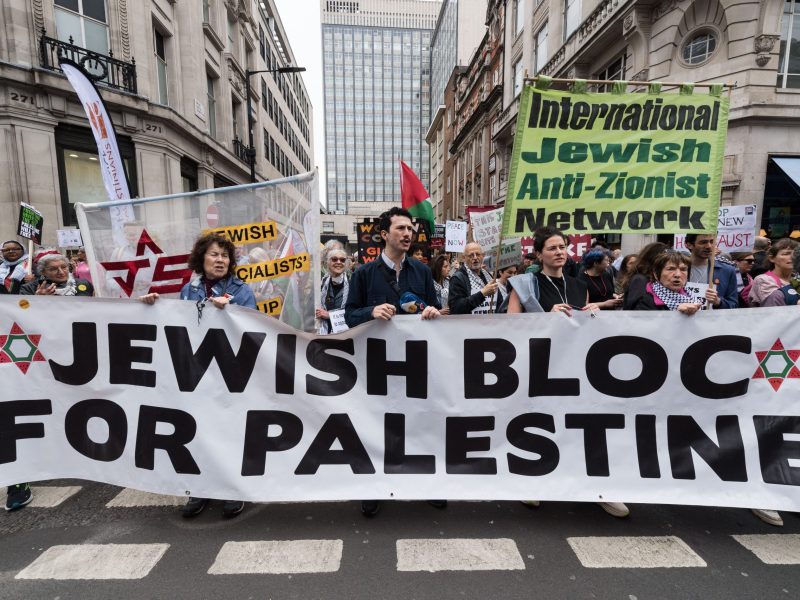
left=772, top=157, right=800, bottom=189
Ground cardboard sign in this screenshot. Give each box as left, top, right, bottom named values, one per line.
left=674, top=232, right=755, bottom=253
left=445, top=221, right=468, bottom=252
left=674, top=204, right=758, bottom=252
left=329, top=308, right=349, bottom=333
left=471, top=207, right=504, bottom=250
left=17, top=203, right=43, bottom=245
left=483, top=240, right=523, bottom=272
left=57, top=228, right=84, bottom=249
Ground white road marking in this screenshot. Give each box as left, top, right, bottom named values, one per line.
left=733, top=534, right=800, bottom=564
left=567, top=536, right=707, bottom=568
left=28, top=486, right=82, bottom=508
left=15, top=544, right=170, bottom=580
left=396, top=538, right=525, bottom=572
left=106, top=488, right=185, bottom=507
left=208, top=540, right=343, bottom=574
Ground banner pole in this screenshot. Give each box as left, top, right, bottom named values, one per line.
left=26, top=240, right=33, bottom=275
left=488, top=240, right=502, bottom=313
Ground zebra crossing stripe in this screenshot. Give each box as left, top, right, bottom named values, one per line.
left=15, top=544, right=170, bottom=580
left=28, top=486, right=82, bottom=508
left=396, top=538, right=525, bottom=572
left=208, top=540, right=343, bottom=574
left=733, top=534, right=800, bottom=564
left=106, top=488, right=186, bottom=507
left=567, top=536, right=707, bottom=568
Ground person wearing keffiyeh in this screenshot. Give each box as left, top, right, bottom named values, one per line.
left=448, top=242, right=500, bottom=315
left=631, top=251, right=702, bottom=315
left=316, top=248, right=350, bottom=333
left=0, top=240, right=34, bottom=294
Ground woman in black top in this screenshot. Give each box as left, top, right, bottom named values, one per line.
left=578, top=250, right=621, bottom=309
left=507, top=226, right=597, bottom=315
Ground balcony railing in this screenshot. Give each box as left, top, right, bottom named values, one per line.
left=232, top=137, right=250, bottom=164
left=40, top=31, right=138, bottom=94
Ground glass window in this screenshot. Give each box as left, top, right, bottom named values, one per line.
left=595, top=53, right=626, bottom=92
left=513, top=58, right=524, bottom=96
left=535, top=22, right=548, bottom=74
left=778, top=1, right=800, bottom=88
left=515, top=0, right=525, bottom=36
left=154, top=28, right=168, bottom=105
left=54, top=0, right=108, bottom=56
left=564, top=0, right=581, bottom=41
left=682, top=31, right=717, bottom=65
left=207, top=75, right=216, bottom=137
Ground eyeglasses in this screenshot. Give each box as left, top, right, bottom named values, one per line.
left=329, top=257, right=346, bottom=263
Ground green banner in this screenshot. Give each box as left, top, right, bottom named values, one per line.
left=501, top=86, right=729, bottom=236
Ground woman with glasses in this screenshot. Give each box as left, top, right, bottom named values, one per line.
left=730, top=251, right=756, bottom=307
left=748, top=238, right=800, bottom=307
left=317, top=248, right=350, bottom=333
left=138, top=232, right=255, bottom=519
left=0, top=240, right=34, bottom=294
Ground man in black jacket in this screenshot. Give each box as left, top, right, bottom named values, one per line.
left=448, top=242, right=499, bottom=314
left=344, top=207, right=443, bottom=517
left=345, top=207, right=440, bottom=327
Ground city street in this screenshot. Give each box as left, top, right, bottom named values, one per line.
left=1, top=479, right=799, bottom=599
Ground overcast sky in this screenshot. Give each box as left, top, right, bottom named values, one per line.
left=273, top=0, right=326, bottom=208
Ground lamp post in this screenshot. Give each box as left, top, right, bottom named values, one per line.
left=244, top=66, right=306, bottom=182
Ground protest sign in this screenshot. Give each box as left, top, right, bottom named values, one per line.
left=57, top=228, right=84, bottom=249
left=502, top=86, right=729, bottom=236
left=430, top=224, right=446, bottom=250
left=3, top=297, right=800, bottom=510
left=484, top=240, right=523, bottom=272
left=684, top=282, right=709, bottom=306
left=674, top=204, right=757, bottom=252
left=357, top=218, right=430, bottom=264
left=328, top=308, right=349, bottom=333
left=471, top=207, right=504, bottom=250
left=445, top=221, right=468, bottom=252
left=76, top=173, right=320, bottom=332
left=17, top=203, right=43, bottom=245
left=567, top=234, right=593, bottom=260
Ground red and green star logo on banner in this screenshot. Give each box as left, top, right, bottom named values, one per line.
left=752, top=339, right=800, bottom=391
left=0, top=322, right=46, bottom=374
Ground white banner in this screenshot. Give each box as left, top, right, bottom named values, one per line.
left=674, top=204, right=758, bottom=252
left=76, top=174, right=320, bottom=332
left=60, top=60, right=135, bottom=229
left=2, top=298, right=800, bottom=509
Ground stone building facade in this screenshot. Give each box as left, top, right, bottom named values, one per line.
left=436, top=0, right=800, bottom=249
left=0, top=0, right=313, bottom=245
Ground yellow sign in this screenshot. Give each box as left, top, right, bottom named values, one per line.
left=256, top=296, right=283, bottom=316
left=204, top=221, right=278, bottom=244
left=235, top=253, right=310, bottom=283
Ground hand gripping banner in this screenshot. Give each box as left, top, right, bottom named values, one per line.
left=76, top=172, right=320, bottom=332
left=2, top=296, right=800, bottom=510
left=501, top=84, right=729, bottom=237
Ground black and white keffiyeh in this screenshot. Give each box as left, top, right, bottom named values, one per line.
left=652, top=281, right=698, bottom=311
left=465, top=266, right=497, bottom=314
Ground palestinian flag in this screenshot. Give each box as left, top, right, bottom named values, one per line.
left=400, top=160, right=434, bottom=236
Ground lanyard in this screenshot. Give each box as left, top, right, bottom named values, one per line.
left=544, top=274, right=568, bottom=305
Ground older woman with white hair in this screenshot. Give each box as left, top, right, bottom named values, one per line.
left=316, top=247, right=350, bottom=333
left=19, top=250, right=93, bottom=296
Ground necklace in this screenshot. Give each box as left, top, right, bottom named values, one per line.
left=586, top=272, right=608, bottom=297
left=544, top=274, right=568, bottom=305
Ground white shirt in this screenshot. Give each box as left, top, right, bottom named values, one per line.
left=380, top=252, right=406, bottom=281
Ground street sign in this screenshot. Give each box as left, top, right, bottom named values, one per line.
left=206, top=204, right=219, bottom=228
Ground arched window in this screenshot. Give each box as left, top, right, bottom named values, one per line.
left=681, top=31, right=717, bottom=65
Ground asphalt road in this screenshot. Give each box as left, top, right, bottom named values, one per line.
left=1, top=480, right=799, bottom=600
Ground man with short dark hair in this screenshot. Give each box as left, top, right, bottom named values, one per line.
left=684, top=233, right=738, bottom=309
left=345, top=207, right=440, bottom=327
left=344, top=207, right=443, bottom=517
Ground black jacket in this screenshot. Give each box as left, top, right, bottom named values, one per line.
left=448, top=266, right=491, bottom=314
left=344, top=256, right=440, bottom=327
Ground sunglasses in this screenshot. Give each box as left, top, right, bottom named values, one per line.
left=329, top=257, right=346, bottom=263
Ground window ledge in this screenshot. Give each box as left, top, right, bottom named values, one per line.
left=776, top=86, right=800, bottom=94
left=204, top=23, right=225, bottom=52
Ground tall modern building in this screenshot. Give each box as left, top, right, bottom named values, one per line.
left=321, top=0, right=440, bottom=214
left=429, top=0, right=488, bottom=117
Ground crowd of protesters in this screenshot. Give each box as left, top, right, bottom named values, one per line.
left=3, top=213, right=799, bottom=526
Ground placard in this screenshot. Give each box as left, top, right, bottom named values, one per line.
left=57, top=228, right=84, bottom=249
left=329, top=308, right=349, bottom=333
left=17, top=203, right=43, bottom=245
left=445, top=221, right=468, bottom=253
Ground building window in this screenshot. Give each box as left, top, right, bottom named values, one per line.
left=322, top=221, right=335, bottom=233
left=54, top=0, right=109, bottom=56
left=206, top=75, right=217, bottom=137
left=513, top=57, right=524, bottom=96
left=681, top=31, right=718, bottom=66
left=514, top=0, right=525, bottom=36
left=154, top=28, right=168, bottom=105
left=779, top=1, right=800, bottom=88
left=202, top=0, right=211, bottom=24
left=564, top=0, right=580, bottom=41
left=535, top=22, right=548, bottom=74
left=595, top=53, right=626, bottom=92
